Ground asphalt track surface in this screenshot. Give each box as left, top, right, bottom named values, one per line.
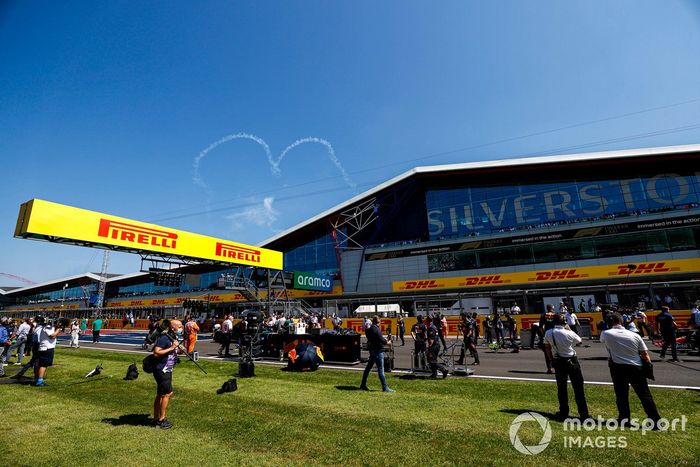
left=55, top=330, right=700, bottom=390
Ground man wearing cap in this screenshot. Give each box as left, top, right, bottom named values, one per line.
left=544, top=313, right=590, bottom=421
left=34, top=315, right=62, bottom=387
left=152, top=319, right=183, bottom=429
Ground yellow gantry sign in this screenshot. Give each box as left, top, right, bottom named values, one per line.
left=14, top=199, right=283, bottom=270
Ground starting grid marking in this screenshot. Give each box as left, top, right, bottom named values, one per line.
left=54, top=343, right=700, bottom=391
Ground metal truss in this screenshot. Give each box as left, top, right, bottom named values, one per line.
left=329, top=197, right=378, bottom=250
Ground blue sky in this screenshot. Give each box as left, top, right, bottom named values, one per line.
left=1, top=1, right=700, bottom=284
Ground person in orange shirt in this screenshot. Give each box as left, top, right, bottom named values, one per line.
left=184, top=316, right=200, bottom=354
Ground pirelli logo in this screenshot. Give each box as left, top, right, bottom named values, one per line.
left=97, top=219, right=177, bottom=249
left=215, top=242, right=261, bottom=264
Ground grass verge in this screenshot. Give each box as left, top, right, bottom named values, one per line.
left=1, top=348, right=698, bottom=466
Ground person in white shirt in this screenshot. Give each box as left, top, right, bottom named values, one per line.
left=34, top=315, right=61, bottom=387
left=635, top=309, right=650, bottom=339
left=600, top=312, right=661, bottom=426
left=69, top=320, right=81, bottom=348
left=544, top=314, right=589, bottom=421
left=565, top=309, right=580, bottom=337
left=6, top=318, right=31, bottom=365
left=558, top=301, right=569, bottom=314
left=510, top=302, right=521, bottom=315
left=218, top=315, right=233, bottom=357
left=623, top=315, right=638, bottom=334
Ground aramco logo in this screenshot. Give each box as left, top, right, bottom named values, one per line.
left=293, top=271, right=333, bottom=292
left=509, top=412, right=552, bottom=455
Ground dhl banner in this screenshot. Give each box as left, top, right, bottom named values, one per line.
left=393, top=258, right=700, bottom=292
left=15, top=199, right=283, bottom=269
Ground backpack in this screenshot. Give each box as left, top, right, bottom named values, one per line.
left=142, top=354, right=158, bottom=374
left=213, top=330, right=224, bottom=344
left=216, top=378, right=238, bottom=394
left=124, top=363, right=139, bottom=380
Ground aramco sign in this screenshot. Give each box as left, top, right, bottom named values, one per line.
left=293, top=271, right=333, bottom=292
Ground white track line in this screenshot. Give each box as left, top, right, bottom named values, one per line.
left=57, top=344, right=700, bottom=391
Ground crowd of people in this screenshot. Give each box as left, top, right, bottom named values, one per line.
left=2, top=298, right=698, bottom=432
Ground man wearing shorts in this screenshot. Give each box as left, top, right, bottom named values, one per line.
left=34, top=315, right=61, bottom=387
left=152, top=319, right=183, bottom=429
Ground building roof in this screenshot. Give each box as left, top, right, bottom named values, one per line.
left=3, top=273, right=104, bottom=296
left=259, top=143, right=700, bottom=247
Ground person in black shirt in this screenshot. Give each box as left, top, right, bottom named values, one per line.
left=434, top=312, right=448, bottom=351
left=656, top=306, right=679, bottom=362
left=411, top=315, right=427, bottom=369
left=152, top=319, right=183, bottom=429
left=456, top=313, right=480, bottom=365
left=483, top=315, right=493, bottom=343
left=539, top=305, right=557, bottom=373
left=396, top=316, right=406, bottom=346
left=470, top=312, right=480, bottom=345
left=504, top=313, right=520, bottom=353
left=359, top=316, right=395, bottom=392
left=494, top=312, right=505, bottom=346
left=425, top=316, right=448, bottom=378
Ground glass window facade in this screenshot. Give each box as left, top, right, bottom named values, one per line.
left=17, top=285, right=95, bottom=305
left=427, top=226, right=700, bottom=272
left=426, top=173, right=700, bottom=240
left=283, top=232, right=338, bottom=274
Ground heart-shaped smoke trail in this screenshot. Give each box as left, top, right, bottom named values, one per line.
left=193, top=133, right=356, bottom=192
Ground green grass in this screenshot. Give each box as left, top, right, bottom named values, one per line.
left=1, top=348, right=698, bottom=466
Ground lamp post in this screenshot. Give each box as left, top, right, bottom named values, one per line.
left=61, top=283, right=68, bottom=307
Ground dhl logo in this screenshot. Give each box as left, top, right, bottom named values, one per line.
left=613, top=262, right=671, bottom=276
left=98, top=219, right=177, bottom=249
left=463, top=275, right=506, bottom=286
left=215, top=242, right=261, bottom=263
left=530, top=269, right=585, bottom=281
left=152, top=299, right=166, bottom=305
left=404, top=280, right=440, bottom=290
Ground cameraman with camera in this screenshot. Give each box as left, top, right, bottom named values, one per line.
left=151, top=319, right=183, bottom=429
left=34, top=315, right=62, bottom=387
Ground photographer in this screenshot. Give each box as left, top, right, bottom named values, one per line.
left=152, top=319, right=183, bottom=429
left=34, top=315, right=62, bottom=387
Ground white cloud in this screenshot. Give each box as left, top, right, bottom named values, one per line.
left=225, top=196, right=279, bottom=231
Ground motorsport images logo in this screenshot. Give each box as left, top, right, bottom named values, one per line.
left=509, top=412, right=552, bottom=455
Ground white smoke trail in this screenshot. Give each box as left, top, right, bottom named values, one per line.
left=278, top=137, right=356, bottom=189
left=192, top=133, right=275, bottom=190
left=193, top=133, right=356, bottom=191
